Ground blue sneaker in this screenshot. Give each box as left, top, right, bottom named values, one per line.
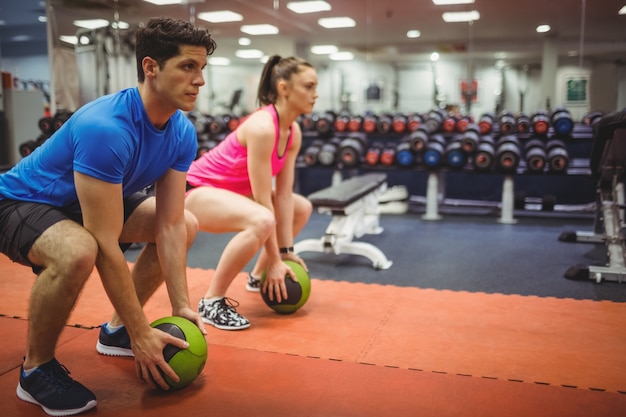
left=96, top=323, right=134, bottom=357
left=16, top=358, right=97, bottom=416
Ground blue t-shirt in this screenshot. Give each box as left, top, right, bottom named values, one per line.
left=0, top=87, right=197, bottom=207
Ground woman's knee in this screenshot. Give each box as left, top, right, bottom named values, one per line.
left=249, top=206, right=276, bottom=239
left=295, top=194, right=313, bottom=221
left=184, top=209, right=199, bottom=248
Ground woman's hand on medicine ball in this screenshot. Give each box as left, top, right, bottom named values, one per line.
left=174, top=306, right=207, bottom=335
left=283, top=252, right=308, bottom=273
left=262, top=260, right=292, bottom=303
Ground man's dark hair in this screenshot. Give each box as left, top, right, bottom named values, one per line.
left=135, top=17, right=217, bottom=83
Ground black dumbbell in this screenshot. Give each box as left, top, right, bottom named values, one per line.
left=478, top=112, right=496, bottom=135
left=317, top=137, right=342, bottom=166
left=498, top=110, right=517, bottom=135
left=460, top=124, right=480, bottom=154
left=545, top=139, right=569, bottom=173
left=408, top=126, right=429, bottom=153
left=495, top=135, right=522, bottom=173
left=531, top=110, right=550, bottom=136
left=524, top=137, right=547, bottom=173
left=473, top=136, right=495, bottom=172
left=338, top=135, right=368, bottom=167
left=445, top=135, right=466, bottom=170
left=423, top=134, right=446, bottom=169
left=302, top=139, right=324, bottom=166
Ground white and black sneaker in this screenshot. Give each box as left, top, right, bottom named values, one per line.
left=246, top=274, right=261, bottom=292
left=198, top=297, right=250, bottom=330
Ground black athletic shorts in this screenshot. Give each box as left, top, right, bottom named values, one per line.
left=0, top=192, right=151, bottom=273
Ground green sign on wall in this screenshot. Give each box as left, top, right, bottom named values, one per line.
left=566, top=76, right=588, bottom=103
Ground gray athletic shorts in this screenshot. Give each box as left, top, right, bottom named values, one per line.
left=0, top=192, right=150, bottom=273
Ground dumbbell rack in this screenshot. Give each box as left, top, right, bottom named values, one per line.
left=297, top=116, right=596, bottom=223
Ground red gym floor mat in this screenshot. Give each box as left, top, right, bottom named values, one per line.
left=2, top=255, right=626, bottom=397
left=0, top=320, right=624, bottom=417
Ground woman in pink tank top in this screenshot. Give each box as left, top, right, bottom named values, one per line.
left=185, top=55, right=317, bottom=330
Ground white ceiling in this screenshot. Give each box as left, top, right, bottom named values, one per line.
left=1, top=0, right=626, bottom=65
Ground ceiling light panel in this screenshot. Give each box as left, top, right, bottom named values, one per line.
left=240, top=24, right=279, bottom=35
left=197, top=11, right=243, bottom=23
left=287, top=1, right=331, bottom=13
left=442, top=11, right=480, bottom=22
left=318, top=17, right=356, bottom=29
left=433, top=0, right=475, bottom=5
left=143, top=0, right=183, bottom=5
left=310, top=44, right=339, bottom=54
left=73, top=19, right=110, bottom=29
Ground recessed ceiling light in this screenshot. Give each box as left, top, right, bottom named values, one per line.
left=209, top=57, right=231, bottom=66
left=74, top=19, right=110, bottom=29
left=329, top=51, right=354, bottom=61
left=406, top=30, right=421, bottom=38
left=310, top=44, right=338, bottom=54
left=318, top=17, right=356, bottom=29
left=430, top=52, right=440, bottom=61
left=536, top=24, right=551, bottom=33
left=287, top=1, right=331, bottom=13
left=143, top=0, right=183, bottom=5
left=240, top=24, right=279, bottom=35
left=442, top=11, right=480, bottom=22
left=235, top=49, right=265, bottom=59
left=433, top=0, right=475, bottom=5
left=619, top=5, right=626, bottom=14
left=197, top=11, right=243, bottom=23
left=238, top=37, right=251, bottom=46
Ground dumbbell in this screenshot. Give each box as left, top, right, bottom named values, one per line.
left=545, top=139, right=569, bottom=173
left=530, top=110, right=550, bottom=136
left=455, top=115, right=472, bottom=133
left=362, top=114, right=379, bottom=134
left=424, top=109, right=447, bottom=133
left=338, top=135, right=368, bottom=167
left=391, top=113, right=408, bottom=134
left=302, top=139, right=324, bottom=166
left=191, top=113, right=213, bottom=136
left=445, top=135, right=466, bottom=170
left=298, top=113, right=316, bottom=132
left=376, top=113, right=393, bottom=134
left=407, top=112, right=424, bottom=132
left=348, top=115, right=363, bottom=132
left=495, top=135, right=522, bottom=173
left=478, top=112, right=496, bottom=134
left=53, top=110, right=72, bottom=131
left=209, top=114, right=238, bottom=135
left=460, top=124, right=480, bottom=154
left=515, top=113, right=531, bottom=134
left=550, top=106, right=574, bottom=136
left=317, top=137, right=342, bottom=166
left=441, top=114, right=458, bottom=133
left=498, top=110, right=517, bottom=135
left=473, top=135, right=495, bottom=172
left=523, top=137, right=547, bottom=173
left=395, top=137, right=416, bottom=167
left=423, top=134, right=447, bottom=169
left=333, top=112, right=350, bottom=132
left=407, top=126, right=429, bottom=153
left=19, top=140, right=38, bottom=157
left=38, top=116, right=55, bottom=135
left=379, top=143, right=397, bottom=166
left=365, top=141, right=384, bottom=166
left=581, top=111, right=604, bottom=127
left=315, top=111, right=336, bottom=135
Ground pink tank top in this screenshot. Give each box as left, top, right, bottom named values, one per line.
left=186, top=104, right=293, bottom=196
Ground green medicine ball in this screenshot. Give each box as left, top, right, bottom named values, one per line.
left=260, top=260, right=311, bottom=314
left=150, top=316, right=207, bottom=390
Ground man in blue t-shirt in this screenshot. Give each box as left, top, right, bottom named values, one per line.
left=0, top=17, right=216, bottom=416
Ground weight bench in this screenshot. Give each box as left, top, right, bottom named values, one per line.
left=295, top=173, right=393, bottom=269
left=559, top=110, right=626, bottom=283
